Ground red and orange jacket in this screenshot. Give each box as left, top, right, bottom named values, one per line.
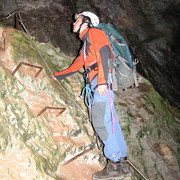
left=54, top=27, right=113, bottom=86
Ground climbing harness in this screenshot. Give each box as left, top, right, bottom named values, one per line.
left=79, top=39, right=94, bottom=109
left=9, top=11, right=148, bottom=180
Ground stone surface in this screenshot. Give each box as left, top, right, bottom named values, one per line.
left=0, top=0, right=179, bottom=108
left=0, top=26, right=103, bottom=180
left=0, top=17, right=180, bottom=180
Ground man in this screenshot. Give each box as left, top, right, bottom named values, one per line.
left=52, top=11, right=130, bottom=180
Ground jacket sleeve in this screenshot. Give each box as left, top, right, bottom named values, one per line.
left=88, top=28, right=112, bottom=85
left=54, top=51, right=84, bottom=80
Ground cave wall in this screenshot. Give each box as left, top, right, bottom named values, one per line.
left=0, top=1, right=180, bottom=179
left=0, top=24, right=180, bottom=180
left=0, top=1, right=179, bottom=107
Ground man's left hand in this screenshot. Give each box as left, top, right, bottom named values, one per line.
left=97, top=85, right=107, bottom=96
left=51, top=74, right=57, bottom=80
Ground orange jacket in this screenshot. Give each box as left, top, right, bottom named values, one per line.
left=54, top=27, right=113, bottom=86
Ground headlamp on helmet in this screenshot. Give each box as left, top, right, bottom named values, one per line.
left=74, top=11, right=100, bottom=27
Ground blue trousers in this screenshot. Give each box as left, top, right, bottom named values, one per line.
left=90, top=74, right=127, bottom=162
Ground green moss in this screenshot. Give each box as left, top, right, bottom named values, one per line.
left=10, top=30, right=73, bottom=77
left=10, top=31, right=47, bottom=67
left=9, top=29, right=82, bottom=109
left=143, top=79, right=176, bottom=126
left=0, top=22, right=7, bottom=27
left=0, top=66, right=60, bottom=178
left=0, top=27, right=96, bottom=179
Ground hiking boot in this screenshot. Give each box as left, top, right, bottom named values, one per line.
left=92, top=160, right=124, bottom=180
left=119, top=157, right=131, bottom=177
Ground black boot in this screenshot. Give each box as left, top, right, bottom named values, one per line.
left=119, top=157, right=131, bottom=177
left=92, top=160, right=124, bottom=180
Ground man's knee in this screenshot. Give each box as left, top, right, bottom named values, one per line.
left=92, top=102, right=109, bottom=141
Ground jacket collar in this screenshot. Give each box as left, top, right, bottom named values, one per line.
left=79, top=28, right=89, bottom=41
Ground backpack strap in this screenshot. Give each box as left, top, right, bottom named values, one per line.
left=108, top=57, right=118, bottom=91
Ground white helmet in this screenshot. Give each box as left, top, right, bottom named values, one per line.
left=75, top=11, right=100, bottom=27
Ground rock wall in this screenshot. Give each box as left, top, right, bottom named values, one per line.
left=0, top=0, right=179, bottom=108
left=0, top=23, right=180, bottom=180
left=0, top=26, right=104, bottom=180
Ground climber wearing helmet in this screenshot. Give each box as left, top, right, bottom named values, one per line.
left=52, top=11, right=130, bottom=180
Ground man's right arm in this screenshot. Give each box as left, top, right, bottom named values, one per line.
left=52, top=51, right=84, bottom=80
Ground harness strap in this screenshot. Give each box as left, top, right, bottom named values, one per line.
left=86, top=62, right=98, bottom=73
left=107, top=79, right=116, bottom=133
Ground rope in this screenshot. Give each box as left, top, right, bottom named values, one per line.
left=127, top=159, right=148, bottom=180
left=16, top=11, right=89, bottom=121
left=0, top=10, right=17, bottom=20
left=80, top=83, right=93, bottom=109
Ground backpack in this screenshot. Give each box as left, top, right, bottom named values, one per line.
left=97, top=23, right=139, bottom=91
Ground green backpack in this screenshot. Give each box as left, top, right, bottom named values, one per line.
left=97, top=23, right=139, bottom=91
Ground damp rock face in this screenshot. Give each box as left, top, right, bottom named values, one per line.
left=0, top=0, right=180, bottom=177
left=0, top=25, right=104, bottom=180
left=0, top=0, right=179, bottom=109
left=0, top=24, right=180, bottom=180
